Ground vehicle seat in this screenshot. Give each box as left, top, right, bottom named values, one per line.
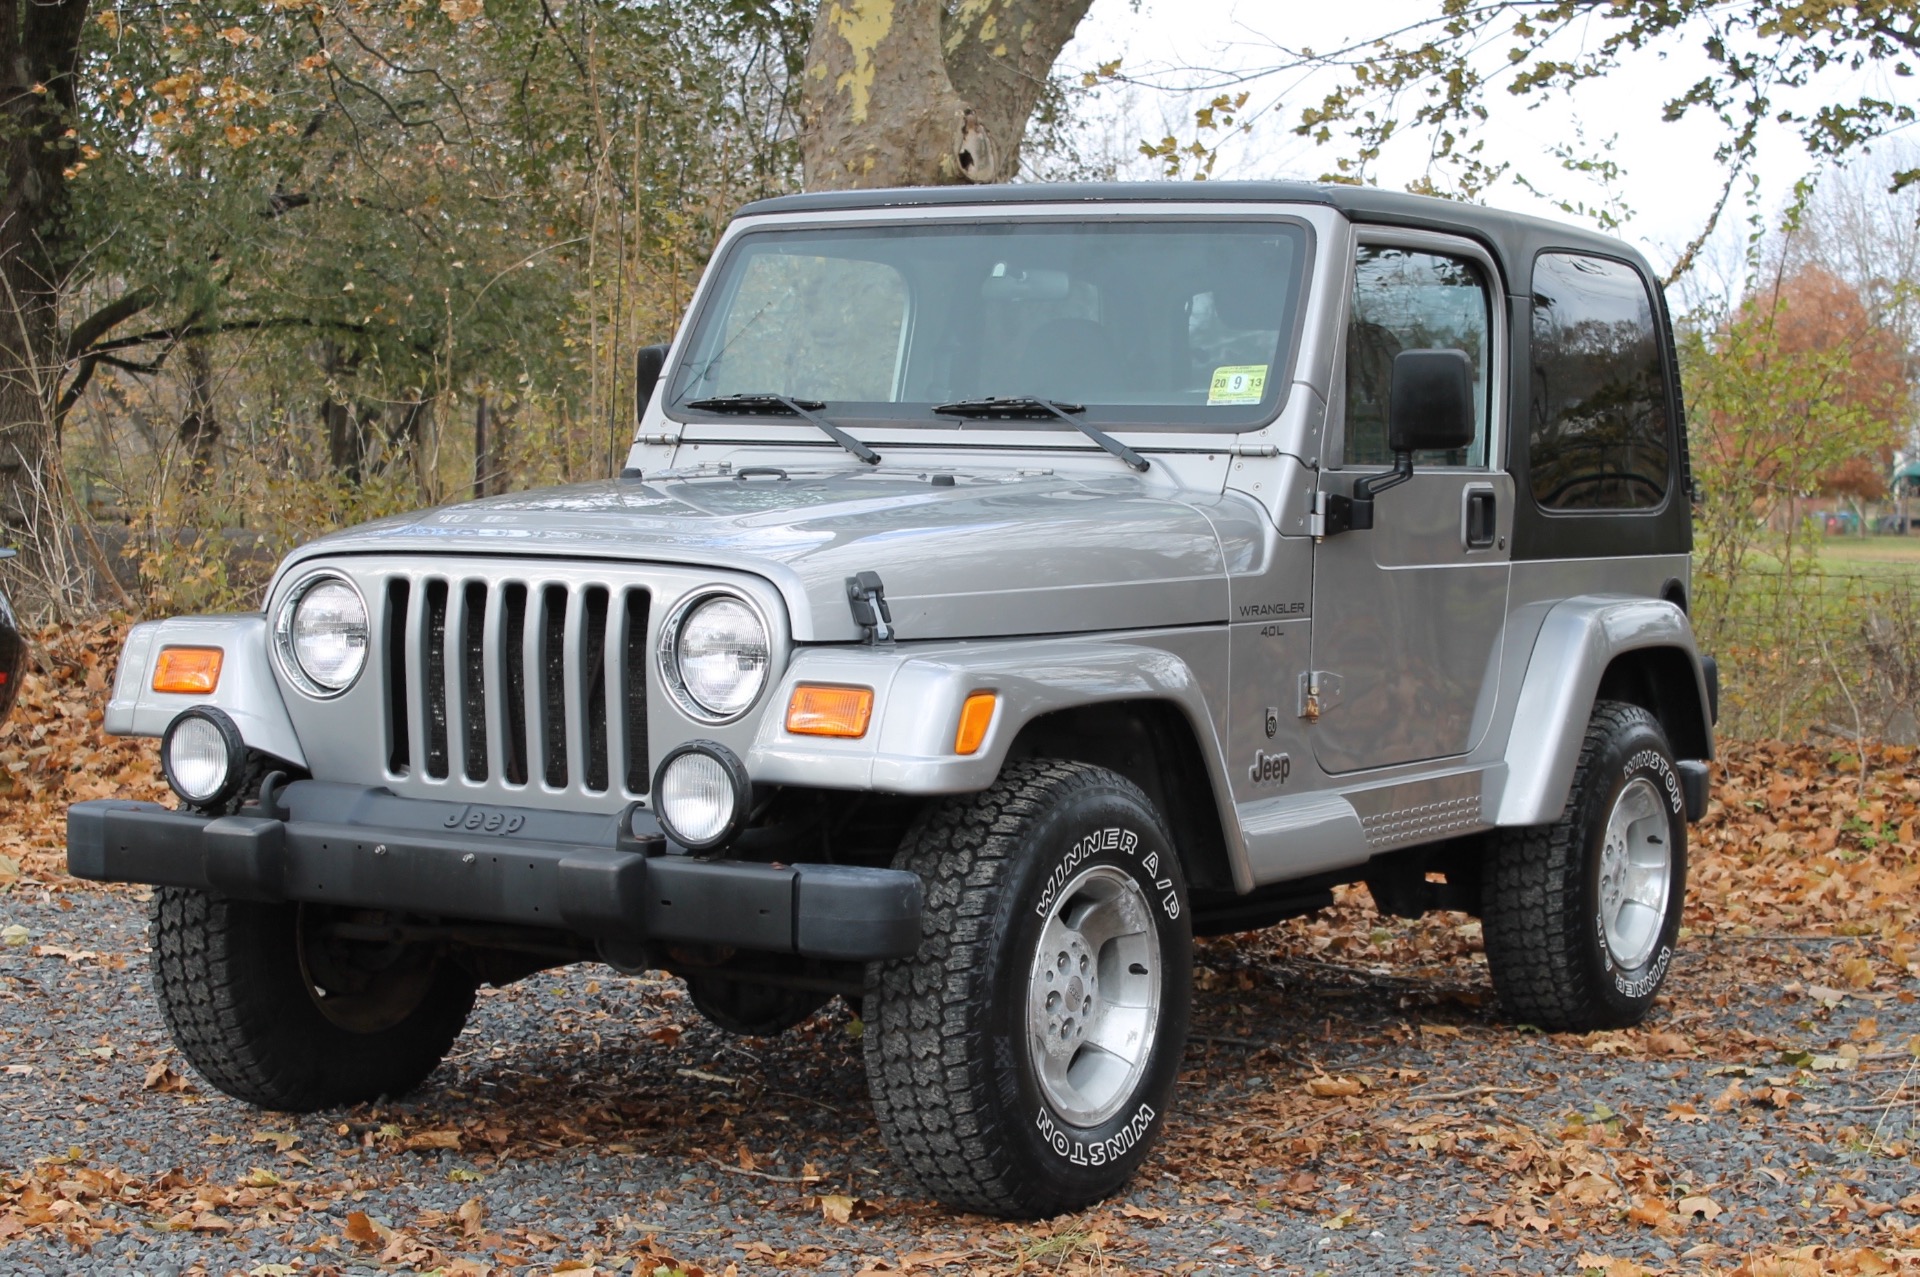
left=1345, top=319, right=1401, bottom=465
left=1014, top=317, right=1125, bottom=404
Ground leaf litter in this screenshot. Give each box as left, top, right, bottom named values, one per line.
left=1, top=624, right=1919, bottom=1272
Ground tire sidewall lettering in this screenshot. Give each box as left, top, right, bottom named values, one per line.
left=1612, top=941, right=1672, bottom=999
left=1034, top=1102, right=1158, bottom=1168
left=1033, top=824, right=1180, bottom=923
left=1622, top=748, right=1685, bottom=816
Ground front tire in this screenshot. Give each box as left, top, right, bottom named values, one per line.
left=864, top=760, right=1192, bottom=1218
left=1482, top=701, right=1689, bottom=1030
left=149, top=889, right=476, bottom=1110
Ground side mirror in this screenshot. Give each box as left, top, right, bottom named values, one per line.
left=1387, top=348, right=1476, bottom=453
left=1324, top=348, right=1476, bottom=537
left=634, top=344, right=668, bottom=424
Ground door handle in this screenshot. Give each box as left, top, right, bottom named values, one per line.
left=1463, top=486, right=1497, bottom=550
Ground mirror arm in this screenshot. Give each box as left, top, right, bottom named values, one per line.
left=1328, top=449, right=1414, bottom=534
left=1355, top=448, right=1415, bottom=504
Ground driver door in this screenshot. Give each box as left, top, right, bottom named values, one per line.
left=1307, top=233, right=1513, bottom=775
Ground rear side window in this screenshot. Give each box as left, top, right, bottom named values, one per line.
left=1528, top=253, right=1673, bottom=510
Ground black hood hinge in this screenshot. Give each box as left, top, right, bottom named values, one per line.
left=845, top=571, right=894, bottom=643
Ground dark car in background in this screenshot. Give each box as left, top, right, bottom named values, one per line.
left=0, top=549, right=19, bottom=723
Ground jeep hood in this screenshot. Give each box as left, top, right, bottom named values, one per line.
left=284, top=468, right=1255, bottom=641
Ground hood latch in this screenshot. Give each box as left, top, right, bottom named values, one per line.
left=846, top=571, right=894, bottom=643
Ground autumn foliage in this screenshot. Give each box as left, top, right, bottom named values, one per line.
left=1693, top=265, right=1908, bottom=512
left=0, top=618, right=165, bottom=887
left=3, top=625, right=1919, bottom=1273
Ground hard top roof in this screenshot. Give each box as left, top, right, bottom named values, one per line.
left=733, top=181, right=1659, bottom=292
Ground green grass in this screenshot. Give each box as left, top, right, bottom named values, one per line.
left=1736, top=534, right=1920, bottom=584
left=1810, top=534, right=1920, bottom=575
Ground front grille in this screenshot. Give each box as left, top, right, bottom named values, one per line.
left=383, top=575, right=651, bottom=797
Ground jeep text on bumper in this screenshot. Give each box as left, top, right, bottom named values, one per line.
left=68, top=783, right=922, bottom=962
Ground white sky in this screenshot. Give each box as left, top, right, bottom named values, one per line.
left=1062, top=0, right=1919, bottom=288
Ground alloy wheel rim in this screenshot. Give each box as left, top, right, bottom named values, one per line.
left=1024, top=864, right=1162, bottom=1127
left=1596, top=776, right=1673, bottom=969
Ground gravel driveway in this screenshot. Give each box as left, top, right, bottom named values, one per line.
left=2, top=871, right=1913, bottom=1276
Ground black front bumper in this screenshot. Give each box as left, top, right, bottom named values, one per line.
left=66, top=781, right=923, bottom=962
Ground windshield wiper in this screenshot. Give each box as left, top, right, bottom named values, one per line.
left=683, top=393, right=881, bottom=465
left=931, top=396, right=1149, bottom=473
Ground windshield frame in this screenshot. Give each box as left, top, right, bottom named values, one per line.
left=661, top=210, right=1318, bottom=436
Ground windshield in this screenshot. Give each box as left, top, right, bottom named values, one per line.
left=666, top=218, right=1311, bottom=430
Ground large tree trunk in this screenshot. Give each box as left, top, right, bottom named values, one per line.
left=321, top=342, right=366, bottom=482
left=178, top=341, right=220, bottom=491
left=800, top=0, right=1092, bottom=190
left=0, top=0, right=92, bottom=535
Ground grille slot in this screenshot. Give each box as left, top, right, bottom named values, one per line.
left=582, top=587, right=610, bottom=793
left=460, top=581, right=489, bottom=781
left=381, top=572, right=651, bottom=798
left=540, top=585, right=569, bottom=789
left=502, top=584, right=529, bottom=786
left=423, top=579, right=450, bottom=780
left=385, top=579, right=411, bottom=775
left=623, top=591, right=651, bottom=794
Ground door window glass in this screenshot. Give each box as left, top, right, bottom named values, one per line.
left=1343, top=246, right=1492, bottom=466
left=1528, top=253, right=1672, bottom=510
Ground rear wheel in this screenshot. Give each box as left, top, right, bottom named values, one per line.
left=1482, top=701, right=1688, bottom=1030
left=864, top=760, right=1191, bottom=1218
left=686, top=977, right=829, bottom=1036
left=149, top=889, right=476, bottom=1110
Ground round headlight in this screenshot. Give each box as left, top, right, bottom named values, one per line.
left=665, top=594, right=769, bottom=720
left=161, top=707, right=247, bottom=809
left=279, top=574, right=368, bottom=695
left=654, top=742, right=751, bottom=851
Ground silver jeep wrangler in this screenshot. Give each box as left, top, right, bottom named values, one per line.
left=69, top=182, right=1716, bottom=1218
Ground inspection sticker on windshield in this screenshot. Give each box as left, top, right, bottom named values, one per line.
left=1208, top=365, right=1268, bottom=405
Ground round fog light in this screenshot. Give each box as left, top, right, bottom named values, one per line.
left=653, top=742, right=751, bottom=851
left=161, top=707, right=248, bottom=810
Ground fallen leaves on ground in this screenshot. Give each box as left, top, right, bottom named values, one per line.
left=0, top=618, right=167, bottom=885
left=3, top=623, right=1920, bottom=1272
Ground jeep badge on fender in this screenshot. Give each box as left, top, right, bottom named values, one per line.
left=1249, top=750, right=1291, bottom=784
left=69, top=182, right=1715, bottom=1221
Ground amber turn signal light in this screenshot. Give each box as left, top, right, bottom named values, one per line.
left=151, top=646, right=224, bottom=695
left=954, top=691, right=997, bottom=755
left=785, top=684, right=874, bottom=738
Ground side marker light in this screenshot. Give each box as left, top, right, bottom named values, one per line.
left=954, top=691, right=997, bottom=755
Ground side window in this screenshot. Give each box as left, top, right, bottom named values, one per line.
left=1343, top=246, right=1492, bottom=466
left=695, top=253, right=909, bottom=402
left=1528, top=253, right=1672, bottom=511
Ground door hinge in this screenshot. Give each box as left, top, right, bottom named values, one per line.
left=1299, top=670, right=1344, bottom=720
left=845, top=571, right=894, bottom=643
left=1310, top=489, right=1368, bottom=541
